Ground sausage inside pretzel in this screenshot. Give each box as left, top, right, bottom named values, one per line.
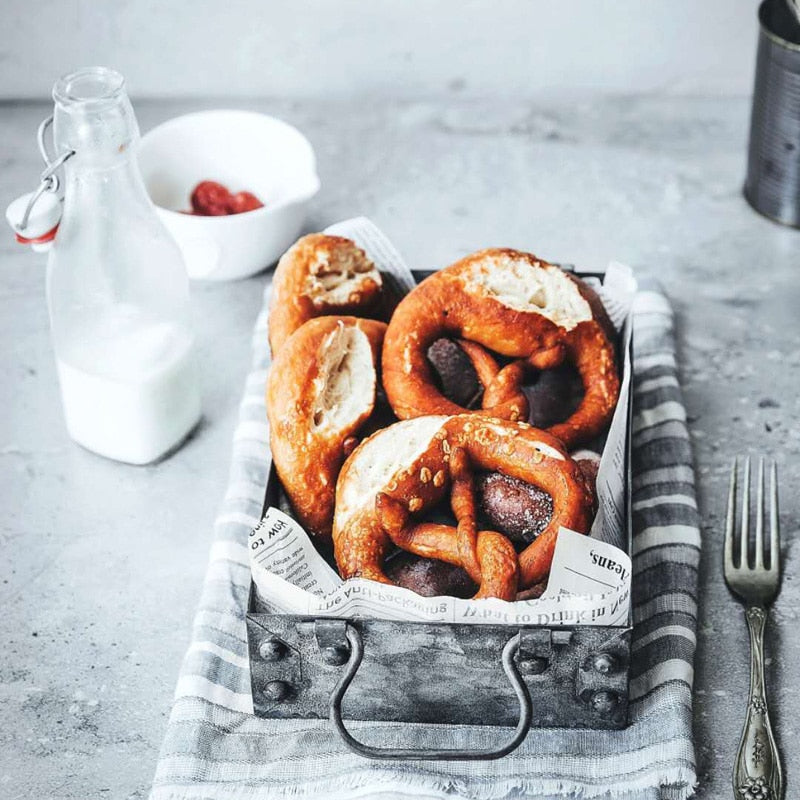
left=382, top=249, right=620, bottom=449
left=267, top=316, right=387, bottom=540
left=332, top=414, right=595, bottom=597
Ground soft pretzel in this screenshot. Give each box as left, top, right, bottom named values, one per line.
left=333, top=415, right=595, bottom=594
left=269, top=234, right=386, bottom=355
left=266, top=316, right=386, bottom=540
left=382, top=249, right=619, bottom=449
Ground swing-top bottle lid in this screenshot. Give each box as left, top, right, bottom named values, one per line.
left=6, top=190, right=61, bottom=246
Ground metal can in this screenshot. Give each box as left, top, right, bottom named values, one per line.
left=745, top=1, right=800, bottom=227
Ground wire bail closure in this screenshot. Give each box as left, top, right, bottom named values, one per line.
left=17, top=116, right=75, bottom=233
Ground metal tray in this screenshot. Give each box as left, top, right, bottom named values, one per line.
left=246, top=268, right=634, bottom=760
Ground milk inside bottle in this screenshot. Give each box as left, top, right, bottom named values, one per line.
left=46, top=67, right=200, bottom=464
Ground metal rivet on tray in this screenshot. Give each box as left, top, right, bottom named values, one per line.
left=259, top=637, right=285, bottom=662
left=263, top=680, right=291, bottom=702
left=518, top=657, right=548, bottom=675
left=592, top=653, right=617, bottom=675
left=552, top=630, right=572, bottom=646
left=321, top=645, right=350, bottom=666
left=590, top=690, right=618, bottom=715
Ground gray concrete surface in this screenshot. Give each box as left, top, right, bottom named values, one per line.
left=1, top=95, right=799, bottom=799
left=1, top=0, right=760, bottom=100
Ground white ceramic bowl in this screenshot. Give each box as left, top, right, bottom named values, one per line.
left=138, top=110, right=320, bottom=281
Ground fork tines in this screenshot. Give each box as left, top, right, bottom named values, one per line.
left=724, top=456, right=780, bottom=602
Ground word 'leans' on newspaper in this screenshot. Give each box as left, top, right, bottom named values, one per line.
left=250, top=217, right=636, bottom=628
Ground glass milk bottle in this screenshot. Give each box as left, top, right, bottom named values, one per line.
left=47, top=67, right=201, bottom=464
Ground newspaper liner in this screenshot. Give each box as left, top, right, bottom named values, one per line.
left=250, top=218, right=636, bottom=627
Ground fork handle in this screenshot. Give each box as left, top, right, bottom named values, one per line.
left=733, top=606, right=783, bottom=800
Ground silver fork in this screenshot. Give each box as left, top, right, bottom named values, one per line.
left=724, top=457, right=783, bottom=800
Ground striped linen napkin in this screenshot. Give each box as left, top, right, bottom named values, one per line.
left=150, top=224, right=699, bottom=800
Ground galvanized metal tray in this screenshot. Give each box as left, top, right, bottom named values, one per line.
left=246, top=268, right=634, bottom=760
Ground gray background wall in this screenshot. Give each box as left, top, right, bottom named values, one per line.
left=3, top=0, right=760, bottom=100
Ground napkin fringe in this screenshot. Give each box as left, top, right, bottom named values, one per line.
left=152, top=762, right=697, bottom=800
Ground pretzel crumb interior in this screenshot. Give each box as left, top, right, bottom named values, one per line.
left=465, top=255, right=591, bottom=330
left=312, top=323, right=374, bottom=431
left=305, top=245, right=382, bottom=307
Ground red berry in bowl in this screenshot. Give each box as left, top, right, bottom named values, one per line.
left=228, top=191, right=264, bottom=214
left=191, top=181, right=232, bottom=216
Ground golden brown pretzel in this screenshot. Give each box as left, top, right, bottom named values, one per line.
left=332, top=414, right=595, bottom=594
left=374, top=442, right=517, bottom=598
left=269, top=234, right=386, bottom=355
left=266, top=316, right=387, bottom=540
left=382, top=249, right=620, bottom=449
left=376, top=506, right=520, bottom=601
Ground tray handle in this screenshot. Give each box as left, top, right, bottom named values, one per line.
left=329, top=625, right=532, bottom=760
